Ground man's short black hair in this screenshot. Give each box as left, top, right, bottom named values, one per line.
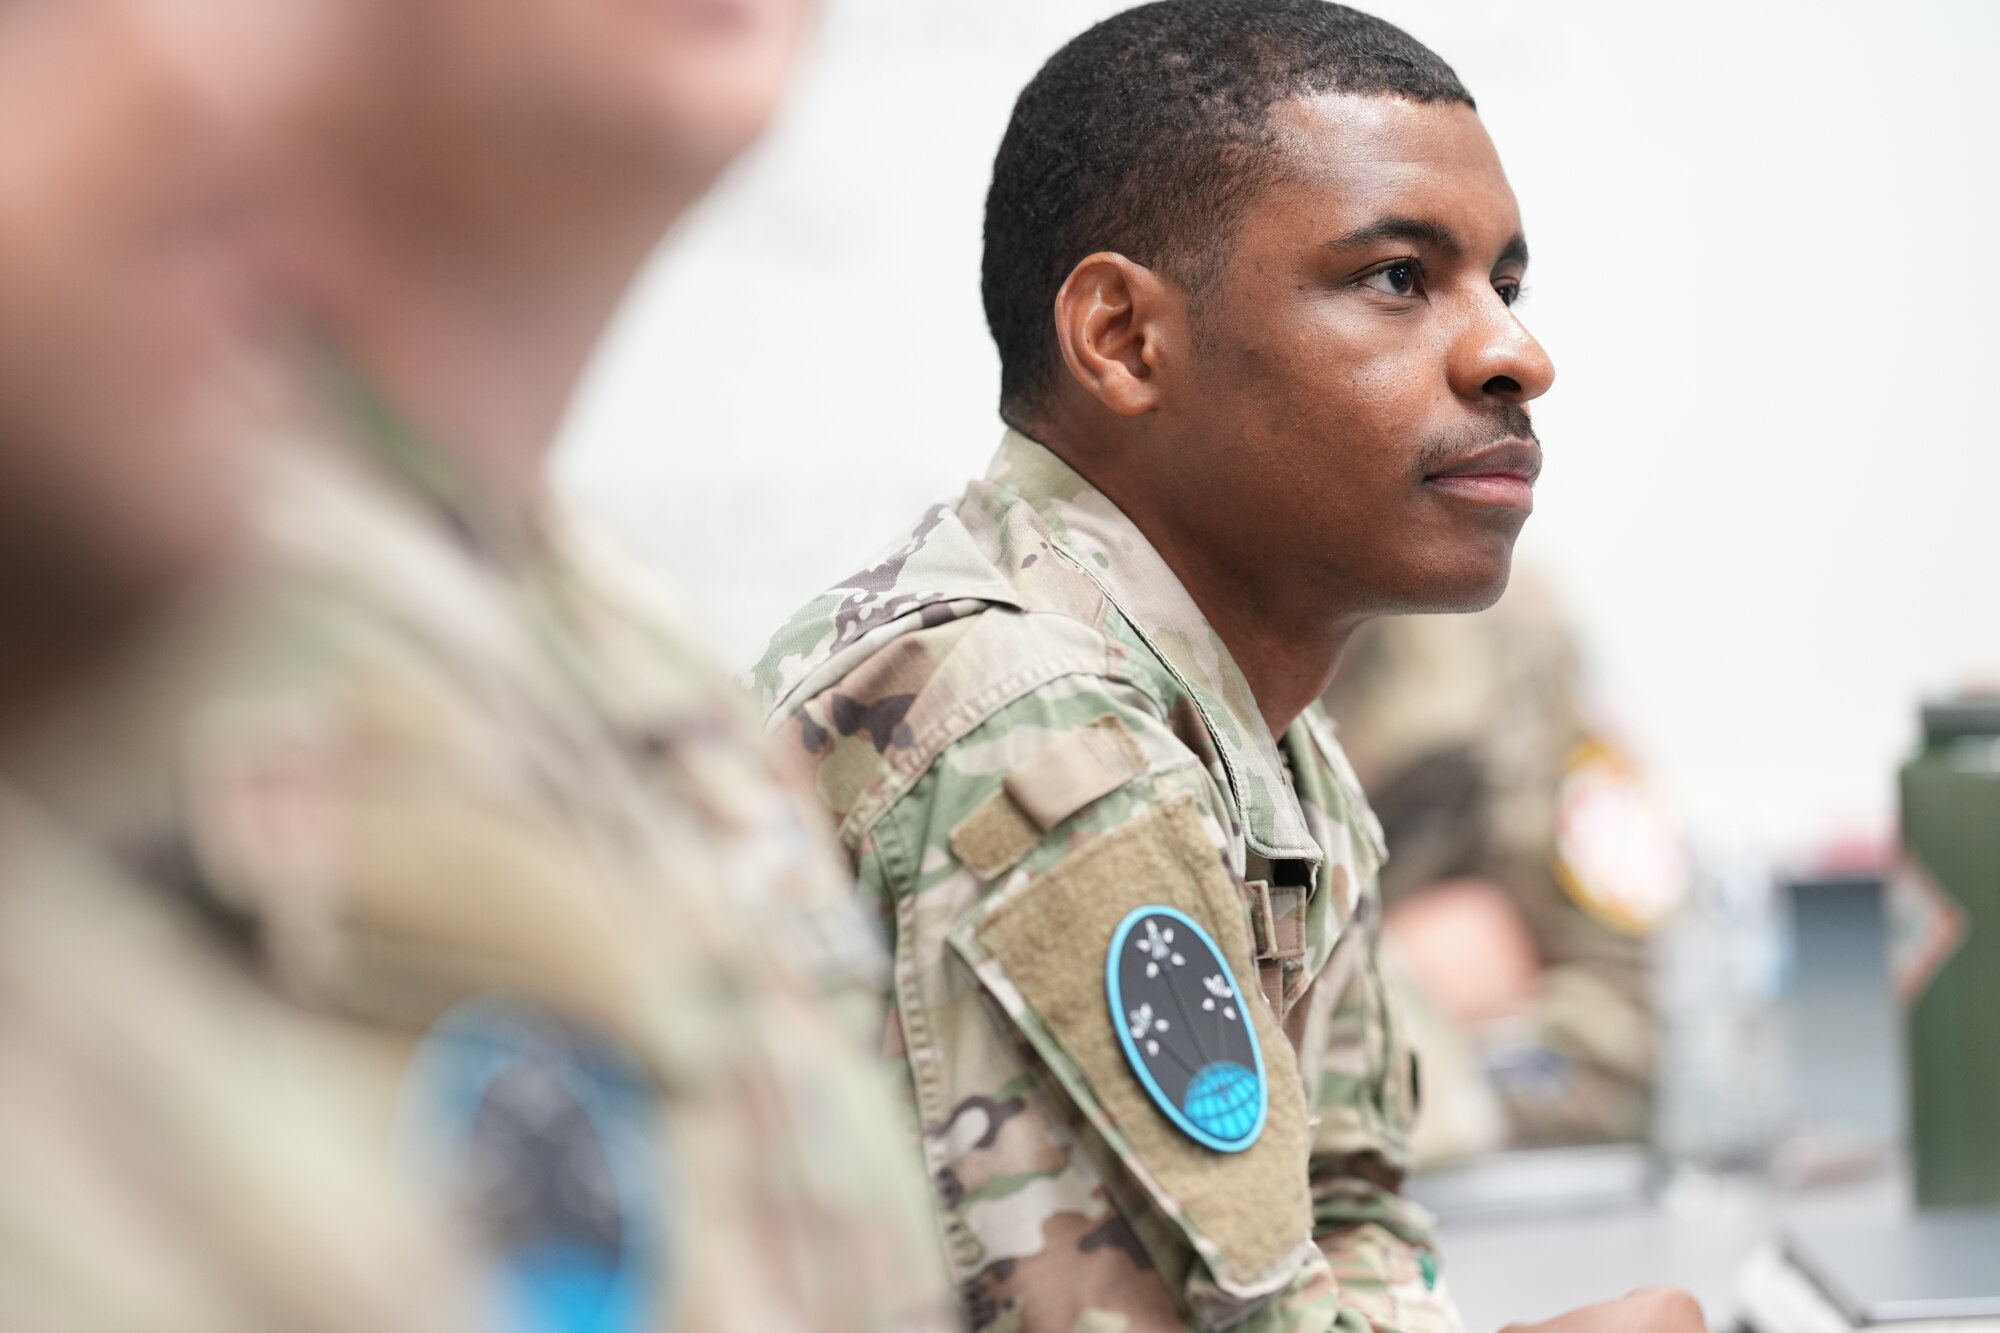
left=982, top=0, right=1473, bottom=421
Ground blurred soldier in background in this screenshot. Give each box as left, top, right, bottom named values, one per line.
left=4, top=0, right=954, bottom=1328
left=1323, top=575, right=1689, bottom=1165
left=0, top=2, right=482, bottom=1326
left=0, top=0, right=249, bottom=740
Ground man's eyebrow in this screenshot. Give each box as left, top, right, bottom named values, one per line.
left=1322, top=217, right=1533, bottom=270
left=1323, top=215, right=1465, bottom=258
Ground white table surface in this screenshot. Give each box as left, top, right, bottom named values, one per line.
left=1426, top=1163, right=1906, bottom=1331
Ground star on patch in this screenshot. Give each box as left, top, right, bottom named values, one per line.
left=1105, top=906, right=1266, bottom=1152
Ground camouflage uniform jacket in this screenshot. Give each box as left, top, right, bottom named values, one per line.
left=753, top=430, right=1459, bottom=1333
left=12, top=359, right=954, bottom=1333
left=0, top=788, right=483, bottom=1333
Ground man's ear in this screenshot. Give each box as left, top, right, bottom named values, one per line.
left=1052, top=252, right=1181, bottom=418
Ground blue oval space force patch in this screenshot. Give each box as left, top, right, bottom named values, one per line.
left=1106, top=905, right=1267, bottom=1152
left=400, top=999, right=669, bottom=1333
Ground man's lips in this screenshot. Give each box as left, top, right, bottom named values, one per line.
left=1423, top=438, right=1542, bottom=512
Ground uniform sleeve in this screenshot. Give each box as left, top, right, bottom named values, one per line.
left=1254, top=717, right=1462, bottom=1332
left=1307, top=957, right=1464, bottom=1333
left=1296, top=913, right=1463, bottom=1333
left=855, top=671, right=1422, bottom=1332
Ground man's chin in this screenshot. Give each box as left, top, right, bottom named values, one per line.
left=1390, top=545, right=1516, bottom=615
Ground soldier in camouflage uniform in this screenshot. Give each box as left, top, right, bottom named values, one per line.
left=755, top=434, right=1443, bottom=1331
left=0, top=4, right=483, bottom=1327
left=1323, top=577, right=1688, bottom=1165
left=4, top=0, right=955, bottom=1328
left=756, top=4, right=1701, bottom=1332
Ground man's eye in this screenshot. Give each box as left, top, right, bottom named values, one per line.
left=1361, top=262, right=1422, bottom=298
left=1495, top=280, right=1523, bottom=307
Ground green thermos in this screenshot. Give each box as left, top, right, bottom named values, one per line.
left=1901, top=696, right=2000, bottom=1206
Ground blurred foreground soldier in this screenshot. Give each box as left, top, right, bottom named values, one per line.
left=0, top=3, right=479, bottom=1327
left=1323, top=576, right=1689, bottom=1165
left=756, top=3, right=1696, bottom=1330
left=7, top=0, right=953, bottom=1328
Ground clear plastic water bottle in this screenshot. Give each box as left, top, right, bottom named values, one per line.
left=1653, top=845, right=1791, bottom=1175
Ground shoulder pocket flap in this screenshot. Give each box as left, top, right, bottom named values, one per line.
left=1002, top=714, right=1147, bottom=832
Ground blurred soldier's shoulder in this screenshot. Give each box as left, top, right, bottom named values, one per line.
left=9, top=403, right=954, bottom=1331
left=241, top=417, right=898, bottom=1016
left=0, top=788, right=482, bottom=1333
left=247, top=418, right=952, bottom=1328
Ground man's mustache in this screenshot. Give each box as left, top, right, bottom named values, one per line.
left=1413, top=407, right=1540, bottom=477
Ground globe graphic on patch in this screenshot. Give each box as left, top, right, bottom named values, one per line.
left=1182, top=1062, right=1261, bottom=1143
left=1108, top=906, right=1267, bottom=1151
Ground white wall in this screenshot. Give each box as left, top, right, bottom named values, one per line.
left=557, top=0, right=2000, bottom=856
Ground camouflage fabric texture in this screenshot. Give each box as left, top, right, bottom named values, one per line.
left=753, top=430, right=1460, bottom=1333
left=0, top=790, right=487, bottom=1333
left=1321, top=579, right=1670, bottom=1163
left=7, top=354, right=955, bottom=1332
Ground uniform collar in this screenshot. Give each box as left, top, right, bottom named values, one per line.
left=306, top=336, right=545, bottom=570
left=985, top=430, right=1318, bottom=862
